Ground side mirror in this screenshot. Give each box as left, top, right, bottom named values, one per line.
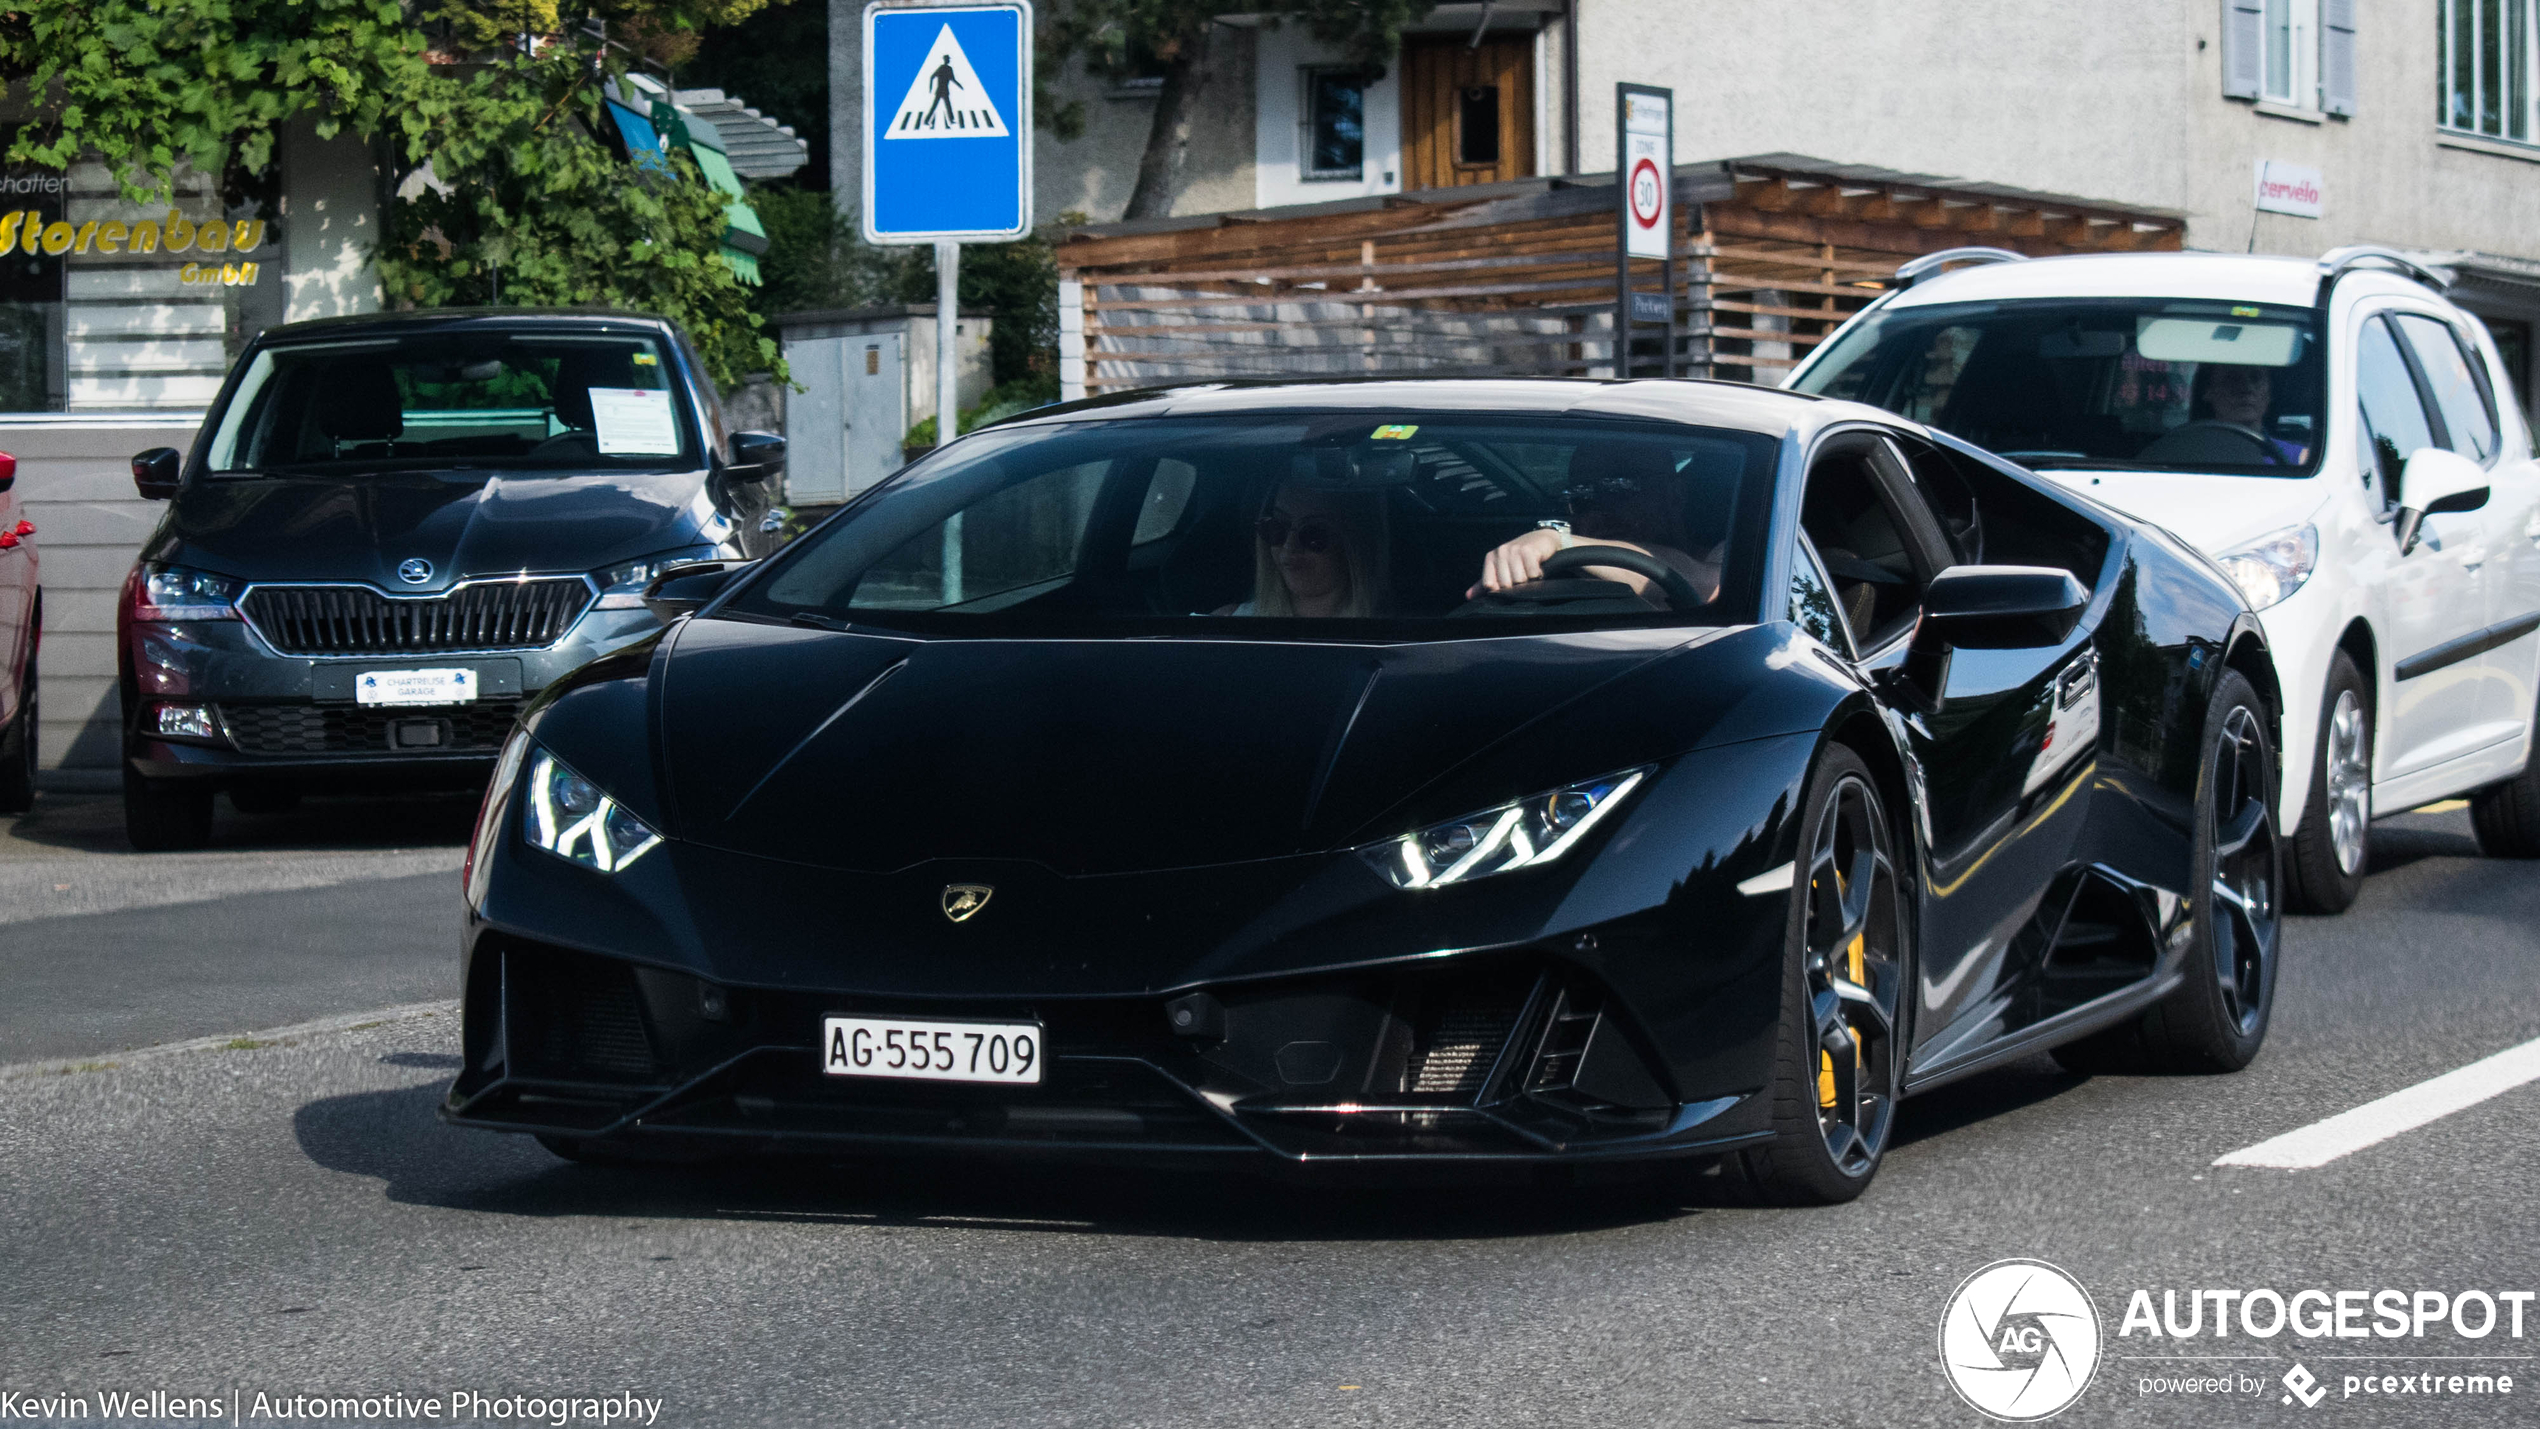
left=641, top=560, right=749, bottom=621
left=132, top=448, right=183, bottom=500
left=0, top=449, right=16, bottom=493
left=729, top=431, right=787, bottom=482
left=2394, top=447, right=2490, bottom=555
left=1917, top=565, right=2091, bottom=649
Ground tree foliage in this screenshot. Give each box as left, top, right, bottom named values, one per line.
left=0, top=0, right=790, bottom=387
left=1041, top=0, right=1436, bottom=218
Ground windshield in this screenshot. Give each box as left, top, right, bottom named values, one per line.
left=202, top=331, right=698, bottom=474
left=726, top=414, right=1779, bottom=638
left=1794, top=298, right=2326, bottom=476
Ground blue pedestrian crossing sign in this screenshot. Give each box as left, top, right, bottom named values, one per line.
left=863, top=2, right=1033, bottom=244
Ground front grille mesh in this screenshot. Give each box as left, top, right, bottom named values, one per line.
left=1410, top=1002, right=1522, bottom=1095
left=221, top=700, right=522, bottom=754
left=242, top=580, right=589, bottom=655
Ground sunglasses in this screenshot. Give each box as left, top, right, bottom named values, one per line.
left=1256, top=515, right=1342, bottom=554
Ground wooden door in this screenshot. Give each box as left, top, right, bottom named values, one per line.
left=1399, top=34, right=1537, bottom=192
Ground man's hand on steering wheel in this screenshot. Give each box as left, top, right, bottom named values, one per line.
left=1466, top=533, right=1706, bottom=608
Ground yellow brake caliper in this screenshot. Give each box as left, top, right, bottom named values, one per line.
left=1818, top=931, right=1867, bottom=1110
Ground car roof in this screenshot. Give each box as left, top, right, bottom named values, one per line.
left=1880, top=251, right=2444, bottom=311
left=251, top=308, right=680, bottom=345
left=993, top=377, right=1852, bottom=440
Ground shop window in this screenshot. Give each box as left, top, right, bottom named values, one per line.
left=2439, top=0, right=2536, bottom=140
left=1302, top=68, right=1365, bottom=180
left=1456, top=85, right=1501, bottom=167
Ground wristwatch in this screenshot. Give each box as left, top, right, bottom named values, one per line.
left=1536, top=519, right=1574, bottom=548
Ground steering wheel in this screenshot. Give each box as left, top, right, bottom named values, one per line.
left=2138, top=420, right=2279, bottom=464
left=1540, top=544, right=1707, bottom=609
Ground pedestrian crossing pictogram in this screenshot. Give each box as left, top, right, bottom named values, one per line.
left=884, top=24, right=1011, bottom=138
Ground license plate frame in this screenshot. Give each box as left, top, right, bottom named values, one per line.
left=353, top=666, right=478, bottom=707
left=820, top=1015, right=1045, bottom=1086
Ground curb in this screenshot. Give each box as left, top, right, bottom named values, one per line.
left=0, top=999, right=459, bottom=1082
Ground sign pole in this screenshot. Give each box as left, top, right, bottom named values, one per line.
left=1614, top=83, right=1674, bottom=381
left=935, top=239, right=960, bottom=449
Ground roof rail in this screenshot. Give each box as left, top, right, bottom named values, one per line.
left=1893, top=247, right=2029, bottom=288
left=2316, top=245, right=2448, bottom=293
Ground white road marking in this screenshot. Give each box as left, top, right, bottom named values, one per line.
left=2214, top=1035, right=2540, bottom=1169
left=1737, top=862, right=1796, bottom=896
left=0, top=1000, right=458, bottom=1083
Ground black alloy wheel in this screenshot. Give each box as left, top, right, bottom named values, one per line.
left=2055, top=668, right=2280, bottom=1074
left=1719, top=744, right=1906, bottom=1205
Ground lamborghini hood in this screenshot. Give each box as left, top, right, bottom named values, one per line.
left=652, top=618, right=1756, bottom=876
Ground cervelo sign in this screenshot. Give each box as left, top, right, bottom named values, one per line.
left=1620, top=87, right=1672, bottom=261
left=2254, top=160, right=2324, bottom=219
left=862, top=2, right=1033, bottom=244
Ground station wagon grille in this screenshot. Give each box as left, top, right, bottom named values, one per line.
left=220, top=699, right=524, bottom=755
left=241, top=580, right=591, bottom=655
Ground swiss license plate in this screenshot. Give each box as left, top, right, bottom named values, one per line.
left=355, top=667, right=477, bottom=707
left=821, top=1016, right=1043, bottom=1085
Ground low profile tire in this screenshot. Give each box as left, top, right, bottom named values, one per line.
left=2285, top=651, right=2370, bottom=913
left=1714, top=745, right=1908, bottom=1207
left=2468, top=698, right=2540, bottom=857
left=2053, top=669, right=2281, bottom=1075
left=123, top=766, right=214, bottom=852
left=0, top=657, right=35, bottom=815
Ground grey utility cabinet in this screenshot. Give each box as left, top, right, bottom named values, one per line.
left=775, top=305, right=992, bottom=506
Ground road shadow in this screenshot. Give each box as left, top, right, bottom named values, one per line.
left=1, top=789, right=477, bottom=857
left=1890, top=1054, right=2087, bottom=1151
left=294, top=1079, right=1704, bottom=1242
left=2364, top=808, right=2482, bottom=876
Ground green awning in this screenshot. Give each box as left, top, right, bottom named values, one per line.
left=721, top=247, right=762, bottom=285
left=690, top=144, right=769, bottom=263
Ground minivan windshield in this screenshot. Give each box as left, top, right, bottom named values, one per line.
left=725, top=414, right=1779, bottom=638
left=202, top=331, right=699, bottom=474
left=1793, top=298, right=2326, bottom=476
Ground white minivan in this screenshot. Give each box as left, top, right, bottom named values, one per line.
left=1788, top=248, right=2540, bottom=912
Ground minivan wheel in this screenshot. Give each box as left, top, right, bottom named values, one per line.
left=124, top=767, right=214, bottom=851
left=2285, top=651, right=2369, bottom=912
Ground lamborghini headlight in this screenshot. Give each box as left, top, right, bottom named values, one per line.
left=1360, top=767, right=1652, bottom=890
left=522, top=748, right=662, bottom=873
left=2215, top=523, right=2318, bottom=611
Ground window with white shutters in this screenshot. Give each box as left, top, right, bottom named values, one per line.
left=2222, top=0, right=2267, bottom=100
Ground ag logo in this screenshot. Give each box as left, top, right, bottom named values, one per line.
left=1939, top=1259, right=2102, bottom=1421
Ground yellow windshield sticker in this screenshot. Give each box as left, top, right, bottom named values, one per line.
left=633, top=352, right=659, bottom=366
left=2230, top=306, right=2262, bottom=318
left=1371, top=424, right=1419, bottom=440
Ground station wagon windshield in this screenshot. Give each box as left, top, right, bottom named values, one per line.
left=729, top=414, right=1778, bottom=637
left=1794, top=298, right=2326, bottom=476
left=201, top=332, right=700, bottom=474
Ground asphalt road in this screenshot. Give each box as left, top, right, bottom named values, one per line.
left=1, top=801, right=2535, bottom=1427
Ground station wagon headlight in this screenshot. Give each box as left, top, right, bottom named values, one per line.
left=134, top=563, right=243, bottom=620
left=2215, top=523, right=2318, bottom=611
left=594, top=545, right=722, bottom=609
left=1361, top=768, right=1652, bottom=890
left=523, top=748, right=662, bottom=873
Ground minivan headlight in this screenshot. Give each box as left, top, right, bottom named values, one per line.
left=2215, top=523, right=2319, bottom=611
left=1360, top=768, right=1651, bottom=890
left=595, top=545, right=722, bottom=609
left=522, top=748, right=662, bottom=873
left=135, top=563, right=243, bottom=620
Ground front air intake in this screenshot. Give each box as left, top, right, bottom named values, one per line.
left=507, top=949, right=664, bottom=1084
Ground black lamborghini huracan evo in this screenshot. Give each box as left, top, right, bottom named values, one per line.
left=445, top=378, right=2281, bottom=1204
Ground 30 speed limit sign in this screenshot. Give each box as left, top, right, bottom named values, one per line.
left=1619, top=87, right=1671, bottom=260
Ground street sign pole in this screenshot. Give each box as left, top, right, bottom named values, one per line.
left=1614, top=83, right=1675, bottom=380
left=862, top=1, right=1033, bottom=465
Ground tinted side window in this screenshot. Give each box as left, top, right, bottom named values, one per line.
left=2355, top=316, right=2440, bottom=499
left=1801, top=451, right=1923, bottom=650
left=2393, top=313, right=2500, bottom=464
